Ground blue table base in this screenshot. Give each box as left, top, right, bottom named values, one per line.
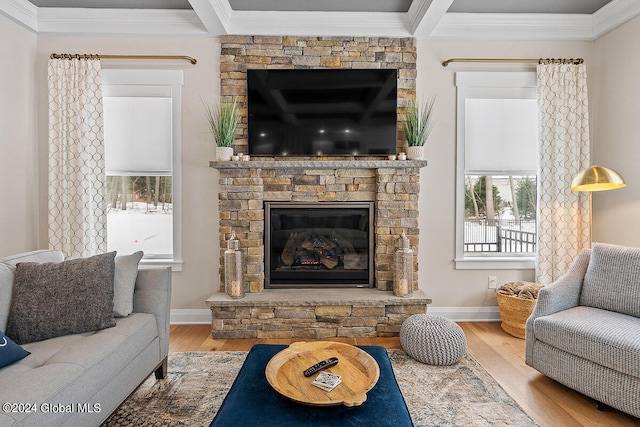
left=210, top=344, right=414, bottom=427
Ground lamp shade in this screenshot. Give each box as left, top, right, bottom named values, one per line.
left=570, top=166, right=626, bottom=192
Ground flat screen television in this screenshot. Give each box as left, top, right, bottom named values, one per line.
left=247, top=69, right=398, bottom=157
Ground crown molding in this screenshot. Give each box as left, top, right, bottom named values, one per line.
left=36, top=8, right=207, bottom=35
left=0, top=0, right=38, bottom=32
left=431, top=13, right=594, bottom=40
left=227, top=11, right=411, bottom=37
left=592, top=0, right=640, bottom=39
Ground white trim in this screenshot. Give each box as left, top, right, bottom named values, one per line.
left=36, top=8, right=207, bottom=35
left=455, top=72, right=538, bottom=270
left=102, top=70, right=183, bottom=269
left=432, top=12, right=594, bottom=41
left=428, top=306, right=501, bottom=322
left=170, top=309, right=211, bottom=325
left=189, top=0, right=229, bottom=34
left=455, top=257, right=535, bottom=270
left=593, top=0, right=640, bottom=39
left=227, top=11, right=411, bottom=37
left=0, top=0, right=38, bottom=32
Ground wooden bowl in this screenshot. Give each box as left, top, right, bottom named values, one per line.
left=265, top=341, right=380, bottom=407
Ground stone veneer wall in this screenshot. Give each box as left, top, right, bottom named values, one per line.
left=219, top=35, right=417, bottom=155
left=217, top=162, right=422, bottom=294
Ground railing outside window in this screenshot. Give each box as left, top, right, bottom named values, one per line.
left=464, top=219, right=536, bottom=254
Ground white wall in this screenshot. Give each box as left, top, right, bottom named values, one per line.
left=35, top=35, right=221, bottom=310
left=415, top=40, right=594, bottom=315
left=592, top=15, right=640, bottom=247
left=0, top=15, right=38, bottom=256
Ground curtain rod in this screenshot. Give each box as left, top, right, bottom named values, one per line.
left=50, top=53, right=197, bottom=65
left=441, top=57, right=583, bottom=67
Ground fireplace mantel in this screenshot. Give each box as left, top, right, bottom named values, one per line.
left=210, top=159, right=428, bottom=170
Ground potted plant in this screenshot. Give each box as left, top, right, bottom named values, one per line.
left=403, top=97, right=435, bottom=160
left=204, top=97, right=240, bottom=161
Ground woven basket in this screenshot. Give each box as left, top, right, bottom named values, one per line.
left=496, top=293, right=537, bottom=339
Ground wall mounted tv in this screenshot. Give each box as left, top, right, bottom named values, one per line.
left=247, top=69, right=398, bottom=157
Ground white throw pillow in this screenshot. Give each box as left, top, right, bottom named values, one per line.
left=113, top=251, right=144, bottom=317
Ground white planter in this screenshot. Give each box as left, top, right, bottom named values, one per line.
left=406, top=146, right=424, bottom=160
left=216, top=146, right=234, bottom=161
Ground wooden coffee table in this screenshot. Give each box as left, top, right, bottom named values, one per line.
left=265, top=341, right=380, bottom=407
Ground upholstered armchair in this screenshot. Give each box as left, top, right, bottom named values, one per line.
left=525, top=243, right=640, bottom=418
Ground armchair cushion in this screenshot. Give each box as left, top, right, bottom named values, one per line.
left=532, top=306, right=640, bottom=378
left=581, top=243, right=640, bottom=317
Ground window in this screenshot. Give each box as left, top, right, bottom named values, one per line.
left=102, top=70, right=183, bottom=270
left=455, top=72, right=537, bottom=269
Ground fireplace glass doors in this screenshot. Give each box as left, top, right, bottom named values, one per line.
left=265, top=202, right=374, bottom=288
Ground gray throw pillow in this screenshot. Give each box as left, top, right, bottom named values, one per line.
left=113, top=251, right=143, bottom=317
left=6, top=252, right=117, bottom=345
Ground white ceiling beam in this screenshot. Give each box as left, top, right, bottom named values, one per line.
left=0, top=0, right=38, bottom=32
left=188, top=0, right=229, bottom=35
left=409, top=0, right=454, bottom=36
left=36, top=8, right=207, bottom=35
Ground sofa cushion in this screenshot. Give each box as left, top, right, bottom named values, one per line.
left=0, top=330, right=30, bottom=368
left=0, top=313, right=158, bottom=426
left=0, top=250, right=65, bottom=333
left=6, top=252, right=117, bottom=344
left=114, top=251, right=144, bottom=317
left=532, top=306, right=640, bottom=378
left=581, top=242, right=640, bottom=317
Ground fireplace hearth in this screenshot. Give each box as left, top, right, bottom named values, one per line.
left=265, top=202, right=374, bottom=288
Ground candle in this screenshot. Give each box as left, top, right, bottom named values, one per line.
left=227, top=280, right=243, bottom=299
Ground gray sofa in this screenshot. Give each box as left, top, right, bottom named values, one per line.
left=0, top=250, right=171, bottom=427
left=526, top=242, right=640, bottom=418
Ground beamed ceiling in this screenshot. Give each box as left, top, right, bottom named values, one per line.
left=1, top=0, right=639, bottom=40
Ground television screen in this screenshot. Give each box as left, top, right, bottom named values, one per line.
left=247, top=69, right=398, bottom=156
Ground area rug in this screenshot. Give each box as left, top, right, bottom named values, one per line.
left=102, top=350, right=538, bottom=427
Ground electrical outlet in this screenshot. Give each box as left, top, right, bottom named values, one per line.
left=488, top=276, right=497, bottom=289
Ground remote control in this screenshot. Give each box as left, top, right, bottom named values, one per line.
left=303, top=357, right=339, bottom=377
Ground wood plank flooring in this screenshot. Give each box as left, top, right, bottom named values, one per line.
left=169, top=322, right=640, bottom=427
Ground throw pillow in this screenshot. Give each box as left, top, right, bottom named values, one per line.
left=6, top=252, right=117, bottom=345
left=0, top=330, right=30, bottom=368
left=113, top=251, right=144, bottom=317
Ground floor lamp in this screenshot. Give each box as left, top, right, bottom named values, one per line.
left=570, top=165, right=626, bottom=246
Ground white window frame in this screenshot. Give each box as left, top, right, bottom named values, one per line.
left=455, top=72, right=537, bottom=270
left=102, top=69, right=183, bottom=271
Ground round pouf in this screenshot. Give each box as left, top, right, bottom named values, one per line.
left=400, top=314, right=467, bottom=365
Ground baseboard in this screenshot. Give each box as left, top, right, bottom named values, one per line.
left=428, top=306, right=501, bottom=322
left=170, top=309, right=211, bottom=325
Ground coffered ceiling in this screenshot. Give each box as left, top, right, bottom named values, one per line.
left=1, top=0, right=639, bottom=40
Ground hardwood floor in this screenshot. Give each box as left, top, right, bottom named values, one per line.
left=169, top=322, right=640, bottom=427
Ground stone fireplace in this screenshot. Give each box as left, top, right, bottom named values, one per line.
left=205, top=35, right=432, bottom=339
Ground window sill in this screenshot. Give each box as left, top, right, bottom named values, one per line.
left=140, top=258, right=183, bottom=272
left=455, top=257, right=534, bottom=270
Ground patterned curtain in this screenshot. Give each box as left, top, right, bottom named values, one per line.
left=48, top=58, right=107, bottom=257
left=536, top=63, right=590, bottom=284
